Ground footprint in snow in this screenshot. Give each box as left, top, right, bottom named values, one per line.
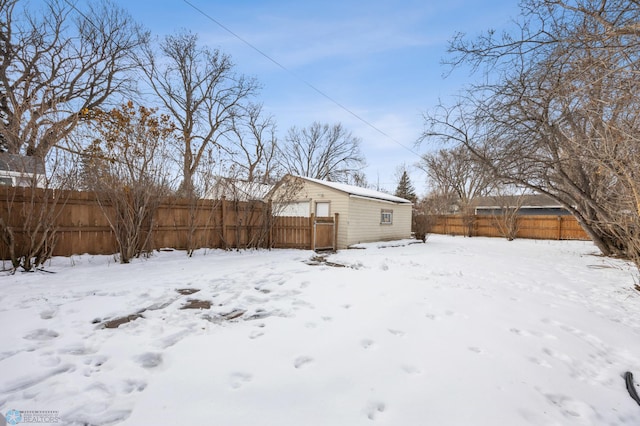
left=387, top=329, right=405, bottom=337
left=361, top=339, right=376, bottom=350
left=468, top=346, right=482, bottom=354
left=528, top=356, right=552, bottom=368
left=229, top=372, right=252, bottom=389
left=122, top=379, right=147, bottom=394
left=249, top=330, right=265, bottom=340
left=365, top=401, right=386, bottom=420
left=293, top=356, right=314, bottom=369
left=58, top=343, right=97, bottom=356
left=23, top=329, right=59, bottom=340
left=401, top=364, right=422, bottom=375
left=39, top=307, right=58, bottom=320
left=135, top=352, right=163, bottom=369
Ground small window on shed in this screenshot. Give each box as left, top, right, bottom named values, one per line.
left=380, top=209, right=393, bottom=225
left=315, top=201, right=330, bottom=217
left=0, top=177, right=13, bottom=186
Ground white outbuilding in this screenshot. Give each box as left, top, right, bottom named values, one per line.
left=269, top=175, right=413, bottom=249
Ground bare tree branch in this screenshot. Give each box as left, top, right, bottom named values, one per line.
left=0, top=0, right=147, bottom=159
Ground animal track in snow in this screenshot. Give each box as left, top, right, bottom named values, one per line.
left=387, top=329, right=405, bottom=337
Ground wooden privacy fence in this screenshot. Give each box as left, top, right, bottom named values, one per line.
left=429, top=214, right=589, bottom=241
left=270, top=214, right=338, bottom=251
left=0, top=187, right=337, bottom=259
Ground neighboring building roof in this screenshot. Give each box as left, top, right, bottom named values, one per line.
left=205, top=177, right=274, bottom=201
left=294, top=175, right=412, bottom=204
left=473, top=194, right=564, bottom=209
left=0, top=153, right=46, bottom=174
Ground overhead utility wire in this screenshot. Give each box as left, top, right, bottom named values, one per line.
left=181, top=0, right=423, bottom=158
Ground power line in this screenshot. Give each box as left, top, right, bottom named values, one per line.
left=181, top=0, right=423, bottom=159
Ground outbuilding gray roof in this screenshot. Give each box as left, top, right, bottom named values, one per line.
left=296, top=175, right=412, bottom=204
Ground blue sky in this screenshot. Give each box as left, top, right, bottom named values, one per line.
left=116, top=0, right=521, bottom=194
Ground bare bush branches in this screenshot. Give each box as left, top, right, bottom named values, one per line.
left=0, top=153, right=74, bottom=272
left=82, top=102, right=175, bottom=263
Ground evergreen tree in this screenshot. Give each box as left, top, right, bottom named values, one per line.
left=395, top=171, right=417, bottom=202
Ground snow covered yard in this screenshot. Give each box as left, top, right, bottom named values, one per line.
left=1, top=235, right=640, bottom=425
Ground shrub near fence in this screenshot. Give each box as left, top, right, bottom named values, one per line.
left=429, top=214, right=589, bottom=241
left=0, top=187, right=323, bottom=260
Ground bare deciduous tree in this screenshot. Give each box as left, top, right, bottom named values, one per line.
left=139, top=30, right=259, bottom=196
left=418, top=145, right=495, bottom=214
left=226, top=103, right=279, bottom=184
left=421, top=0, right=640, bottom=263
left=278, top=122, right=365, bottom=183
left=0, top=0, right=146, bottom=159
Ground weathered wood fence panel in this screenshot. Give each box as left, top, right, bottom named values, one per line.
left=0, top=187, right=334, bottom=259
left=429, top=214, right=589, bottom=240
left=271, top=216, right=312, bottom=249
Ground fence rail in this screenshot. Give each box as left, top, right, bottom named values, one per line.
left=429, top=214, right=589, bottom=241
left=0, top=187, right=333, bottom=259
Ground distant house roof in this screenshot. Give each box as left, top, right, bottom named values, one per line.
left=0, top=153, right=45, bottom=174
left=293, top=175, right=412, bottom=204
left=474, top=194, right=563, bottom=209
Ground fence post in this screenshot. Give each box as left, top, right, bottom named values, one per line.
left=221, top=197, right=228, bottom=249
left=267, top=199, right=273, bottom=248
left=333, top=213, right=339, bottom=251
left=557, top=216, right=562, bottom=240
left=310, top=213, right=315, bottom=251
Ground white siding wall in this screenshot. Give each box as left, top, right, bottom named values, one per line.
left=346, top=196, right=412, bottom=246
left=273, top=201, right=311, bottom=217
left=296, top=181, right=351, bottom=249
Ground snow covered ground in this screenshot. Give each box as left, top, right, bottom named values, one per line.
left=1, top=235, right=640, bottom=425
